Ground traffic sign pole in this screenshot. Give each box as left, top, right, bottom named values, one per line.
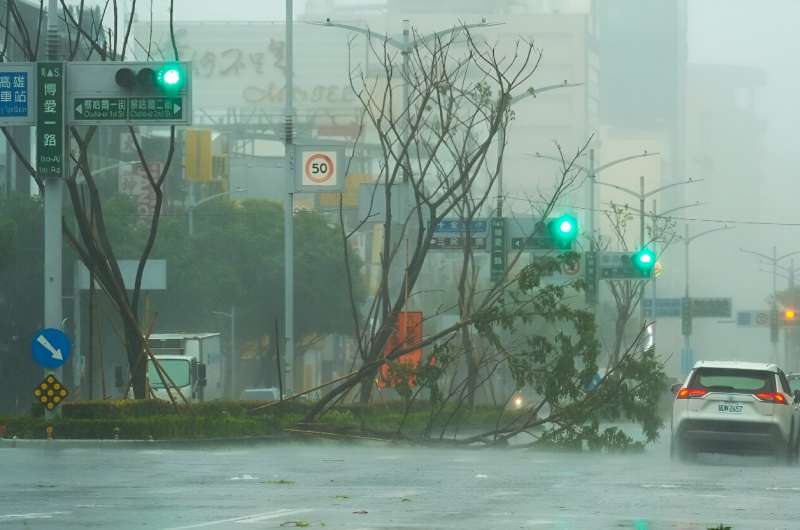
left=43, top=0, right=63, bottom=420
left=283, top=0, right=295, bottom=396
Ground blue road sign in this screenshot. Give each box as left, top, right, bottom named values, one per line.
left=0, top=71, right=28, bottom=117
left=31, top=328, right=71, bottom=369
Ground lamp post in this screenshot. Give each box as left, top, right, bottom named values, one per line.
left=680, top=224, right=734, bottom=373
left=187, top=187, right=247, bottom=236
left=531, top=149, right=660, bottom=253
left=310, top=18, right=502, bottom=182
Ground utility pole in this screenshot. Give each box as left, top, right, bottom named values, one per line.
left=283, top=0, right=295, bottom=396
left=43, top=0, right=63, bottom=420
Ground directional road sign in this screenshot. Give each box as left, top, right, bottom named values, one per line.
left=692, top=297, right=732, bottom=318
left=72, top=96, right=185, bottom=123
left=36, top=62, right=65, bottom=178
left=430, top=219, right=489, bottom=251
left=31, top=328, right=71, bottom=369
left=295, top=144, right=346, bottom=192
left=34, top=374, right=69, bottom=411
left=0, top=63, right=35, bottom=126
left=490, top=217, right=507, bottom=283
left=598, top=251, right=645, bottom=280
left=642, top=298, right=682, bottom=318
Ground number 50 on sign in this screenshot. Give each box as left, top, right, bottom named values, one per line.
left=295, top=144, right=345, bottom=192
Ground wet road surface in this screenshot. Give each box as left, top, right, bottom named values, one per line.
left=0, top=435, right=796, bottom=529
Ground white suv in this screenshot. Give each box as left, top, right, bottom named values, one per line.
left=671, top=361, right=800, bottom=462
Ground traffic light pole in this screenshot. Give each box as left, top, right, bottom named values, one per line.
left=283, top=0, right=295, bottom=397
left=741, top=246, right=800, bottom=365
left=43, top=0, right=63, bottom=421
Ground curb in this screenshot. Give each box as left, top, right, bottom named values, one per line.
left=0, top=433, right=294, bottom=449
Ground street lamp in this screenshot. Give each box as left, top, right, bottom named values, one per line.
left=531, top=149, right=660, bottom=252
left=309, top=18, right=503, bottom=181
left=681, top=224, right=734, bottom=372
left=187, top=186, right=247, bottom=236
left=493, top=81, right=582, bottom=217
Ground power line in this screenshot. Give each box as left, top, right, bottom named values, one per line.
left=505, top=196, right=800, bottom=228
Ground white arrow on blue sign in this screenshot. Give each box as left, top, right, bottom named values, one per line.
left=31, top=328, right=71, bottom=369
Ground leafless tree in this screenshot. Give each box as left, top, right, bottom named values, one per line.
left=2, top=0, right=181, bottom=399
left=305, top=25, right=589, bottom=421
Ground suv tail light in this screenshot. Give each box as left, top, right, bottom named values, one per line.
left=755, top=392, right=788, bottom=405
left=676, top=387, right=708, bottom=399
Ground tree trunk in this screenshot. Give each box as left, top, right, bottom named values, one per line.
left=462, top=327, right=478, bottom=410
left=359, top=372, right=374, bottom=404
left=125, top=324, right=146, bottom=399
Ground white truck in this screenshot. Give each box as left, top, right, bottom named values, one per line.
left=117, top=333, right=224, bottom=401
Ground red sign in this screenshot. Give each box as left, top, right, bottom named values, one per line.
left=378, top=311, right=423, bottom=389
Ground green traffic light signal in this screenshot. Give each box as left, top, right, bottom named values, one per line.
left=631, top=247, right=656, bottom=276
left=156, top=63, right=185, bottom=92
left=548, top=213, right=578, bottom=249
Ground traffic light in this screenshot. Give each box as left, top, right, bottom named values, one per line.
left=547, top=214, right=579, bottom=249
left=114, top=63, right=186, bottom=93
left=631, top=247, right=656, bottom=277
left=782, top=308, right=800, bottom=325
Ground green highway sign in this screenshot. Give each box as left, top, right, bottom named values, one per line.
left=490, top=217, right=507, bottom=283
left=691, top=297, right=732, bottom=318
left=129, top=97, right=183, bottom=120
left=36, top=62, right=64, bottom=179
left=73, top=96, right=183, bottom=122
left=74, top=98, right=126, bottom=120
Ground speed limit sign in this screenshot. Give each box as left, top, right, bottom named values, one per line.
left=295, top=144, right=345, bottom=192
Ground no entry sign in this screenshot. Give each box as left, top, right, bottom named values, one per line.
left=295, top=144, right=345, bottom=192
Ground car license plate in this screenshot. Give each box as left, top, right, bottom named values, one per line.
left=718, top=403, right=744, bottom=414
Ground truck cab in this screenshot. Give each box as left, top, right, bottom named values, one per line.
left=117, top=333, right=224, bottom=402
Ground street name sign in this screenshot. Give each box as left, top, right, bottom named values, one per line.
left=598, top=251, right=644, bottom=280
left=0, top=63, right=34, bottom=126
left=490, top=217, right=507, bottom=282
left=430, top=219, right=489, bottom=251
left=692, top=297, right=732, bottom=318
left=36, top=62, right=65, bottom=178
left=31, top=328, right=71, bottom=369
left=643, top=298, right=682, bottom=318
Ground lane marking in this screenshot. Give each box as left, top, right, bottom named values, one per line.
left=0, top=511, right=69, bottom=520
left=164, top=509, right=311, bottom=530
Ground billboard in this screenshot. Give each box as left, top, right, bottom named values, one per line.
left=138, top=22, right=364, bottom=117
left=379, top=311, right=424, bottom=389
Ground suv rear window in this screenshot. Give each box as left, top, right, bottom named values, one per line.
left=689, top=368, right=775, bottom=394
